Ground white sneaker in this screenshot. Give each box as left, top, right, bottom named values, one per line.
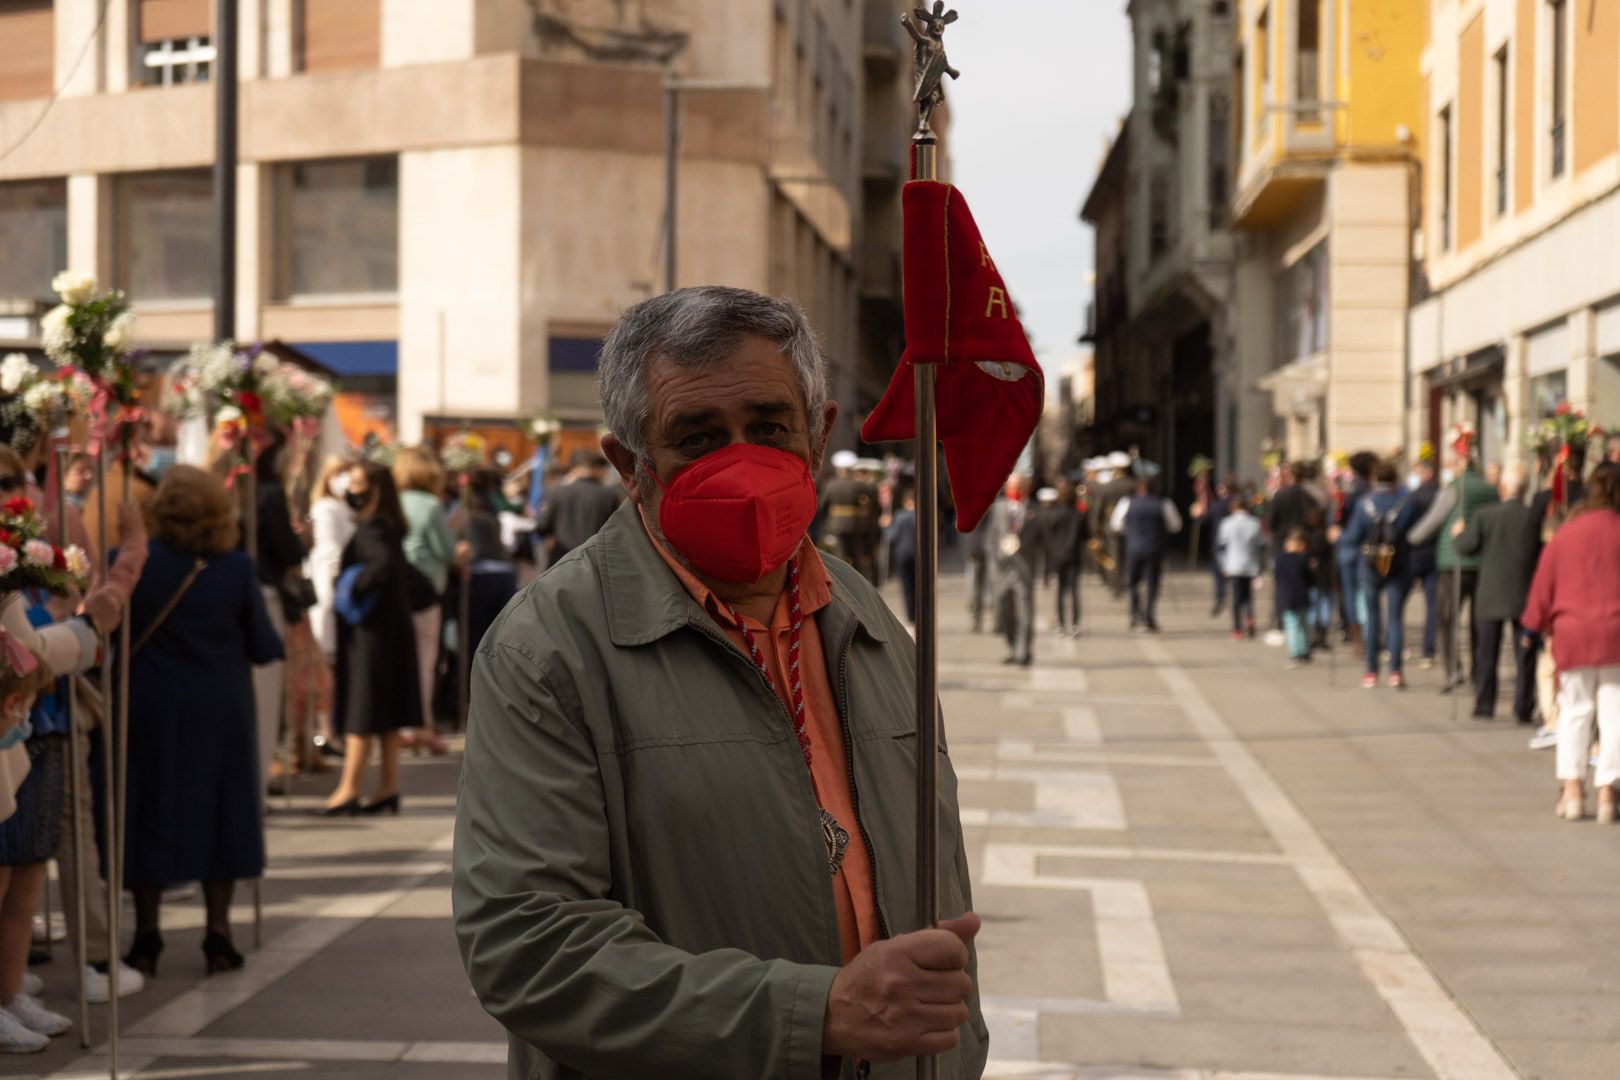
left=84, top=963, right=145, bottom=1004
left=4, top=993, right=69, bottom=1037
left=1528, top=726, right=1557, bottom=750
left=0, top=1007, right=48, bottom=1053
left=20, top=973, right=41, bottom=997
left=29, top=914, right=65, bottom=944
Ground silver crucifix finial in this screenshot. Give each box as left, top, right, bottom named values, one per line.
left=901, top=2, right=960, bottom=141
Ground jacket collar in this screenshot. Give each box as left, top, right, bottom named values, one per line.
left=596, top=500, right=888, bottom=649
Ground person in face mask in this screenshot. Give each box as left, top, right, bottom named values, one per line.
left=453, top=286, right=986, bottom=1080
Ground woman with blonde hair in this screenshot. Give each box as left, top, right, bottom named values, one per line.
left=392, top=446, right=454, bottom=755
left=123, top=466, right=282, bottom=976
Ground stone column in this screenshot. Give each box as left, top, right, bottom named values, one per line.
left=65, top=174, right=111, bottom=284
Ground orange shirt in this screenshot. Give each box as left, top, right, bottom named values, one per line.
left=641, top=512, right=882, bottom=964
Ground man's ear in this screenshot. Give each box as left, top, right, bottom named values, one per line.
left=811, top=400, right=840, bottom=476
left=601, top=433, right=643, bottom=507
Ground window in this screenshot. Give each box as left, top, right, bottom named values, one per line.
left=1257, top=6, right=1271, bottom=110
left=0, top=0, right=53, bottom=102
left=0, top=179, right=67, bottom=303
left=1297, top=0, right=1320, bottom=121
left=137, top=0, right=213, bottom=87
left=1530, top=371, right=1568, bottom=421
left=1234, top=47, right=1247, bottom=155
left=1494, top=47, right=1509, bottom=216
left=273, top=158, right=398, bottom=299
left=1439, top=105, right=1453, bottom=250
left=1549, top=0, right=1567, bottom=178
left=117, top=171, right=215, bottom=303
left=1148, top=171, right=1170, bottom=259
left=1208, top=92, right=1231, bottom=227
left=297, top=0, right=380, bottom=73
left=1276, top=241, right=1328, bottom=367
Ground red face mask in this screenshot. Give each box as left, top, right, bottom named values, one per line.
left=654, top=443, right=818, bottom=583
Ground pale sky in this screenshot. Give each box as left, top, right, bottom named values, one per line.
left=943, top=0, right=1132, bottom=370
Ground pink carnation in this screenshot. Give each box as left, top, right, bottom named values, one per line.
left=22, top=539, right=53, bottom=567
left=0, top=545, right=15, bottom=575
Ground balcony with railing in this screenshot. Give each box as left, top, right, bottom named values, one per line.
left=862, top=1, right=903, bottom=76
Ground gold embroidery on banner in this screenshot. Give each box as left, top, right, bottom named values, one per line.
left=979, top=240, right=996, bottom=272
left=985, top=286, right=1009, bottom=320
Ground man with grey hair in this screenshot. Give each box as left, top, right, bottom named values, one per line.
left=453, top=286, right=987, bottom=1080
left=1454, top=462, right=1537, bottom=722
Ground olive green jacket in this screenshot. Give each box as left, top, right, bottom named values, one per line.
left=453, top=502, right=987, bottom=1080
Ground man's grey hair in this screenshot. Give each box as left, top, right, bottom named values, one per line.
left=596, top=286, right=829, bottom=459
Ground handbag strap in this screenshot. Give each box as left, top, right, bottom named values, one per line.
left=131, top=557, right=207, bottom=657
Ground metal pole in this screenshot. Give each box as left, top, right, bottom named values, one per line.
left=663, top=81, right=679, bottom=293
left=53, top=449, right=91, bottom=1046
left=244, top=459, right=263, bottom=948
left=93, top=453, right=119, bottom=1080
left=213, top=0, right=239, bottom=344
left=457, top=484, right=472, bottom=733
left=911, top=128, right=942, bottom=1080
left=114, top=459, right=133, bottom=970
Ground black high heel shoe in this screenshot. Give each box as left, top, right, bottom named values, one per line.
left=202, top=931, right=244, bottom=976
left=360, top=793, right=400, bottom=816
left=125, top=930, right=163, bottom=977
left=318, top=797, right=362, bottom=817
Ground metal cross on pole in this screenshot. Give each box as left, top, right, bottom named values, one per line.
left=903, top=5, right=959, bottom=1078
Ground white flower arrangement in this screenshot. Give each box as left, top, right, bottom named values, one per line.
left=103, top=312, right=134, bottom=352
left=51, top=270, right=98, bottom=307
left=39, top=305, right=73, bottom=363
left=0, top=353, right=37, bottom=395
left=63, top=546, right=88, bottom=578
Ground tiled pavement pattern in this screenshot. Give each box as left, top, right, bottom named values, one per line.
left=17, top=568, right=1620, bottom=1078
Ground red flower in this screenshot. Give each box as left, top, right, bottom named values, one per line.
left=1556, top=401, right=1572, bottom=417
left=0, top=530, right=13, bottom=547
left=3, top=497, right=32, bottom=517
left=237, top=391, right=263, bottom=415
left=52, top=547, right=66, bottom=571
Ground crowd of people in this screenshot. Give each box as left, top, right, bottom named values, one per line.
left=0, top=401, right=624, bottom=1050
left=983, top=431, right=1620, bottom=826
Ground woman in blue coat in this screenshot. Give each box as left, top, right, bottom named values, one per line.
left=124, top=466, right=283, bottom=977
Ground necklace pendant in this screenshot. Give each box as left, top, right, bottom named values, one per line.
left=820, top=808, right=850, bottom=875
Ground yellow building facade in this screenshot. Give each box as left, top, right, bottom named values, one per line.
left=1408, top=0, right=1620, bottom=467
left=1227, top=0, right=1425, bottom=466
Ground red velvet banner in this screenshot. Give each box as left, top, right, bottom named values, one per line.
left=860, top=181, right=1044, bottom=532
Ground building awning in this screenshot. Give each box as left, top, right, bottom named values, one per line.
left=296, top=340, right=397, bottom=377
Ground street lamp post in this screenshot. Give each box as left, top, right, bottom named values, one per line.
left=214, top=0, right=239, bottom=343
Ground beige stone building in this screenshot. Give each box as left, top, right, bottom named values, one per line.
left=1227, top=0, right=1424, bottom=467
left=0, top=0, right=914, bottom=449
left=1408, top=0, right=1620, bottom=467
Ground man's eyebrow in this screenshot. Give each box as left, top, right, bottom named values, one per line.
left=744, top=401, right=795, bottom=418
left=666, top=408, right=720, bottom=430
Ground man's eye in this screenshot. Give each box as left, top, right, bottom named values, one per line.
left=754, top=423, right=787, bottom=438
left=678, top=434, right=711, bottom=451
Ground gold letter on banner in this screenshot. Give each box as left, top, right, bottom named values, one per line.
left=985, top=286, right=1009, bottom=320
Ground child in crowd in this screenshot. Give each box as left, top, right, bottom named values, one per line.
left=62, top=453, right=95, bottom=512
left=1274, top=528, right=1314, bottom=666
left=1215, top=492, right=1263, bottom=639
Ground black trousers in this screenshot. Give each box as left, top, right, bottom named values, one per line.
left=1126, top=553, right=1163, bottom=627
left=895, top=554, right=918, bottom=625
left=1055, top=561, right=1081, bottom=629
left=1474, top=618, right=1536, bottom=722
left=1229, top=576, right=1255, bottom=632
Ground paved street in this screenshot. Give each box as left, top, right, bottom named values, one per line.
left=17, top=567, right=1620, bottom=1079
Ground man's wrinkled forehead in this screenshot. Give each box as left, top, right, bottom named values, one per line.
left=646, top=338, right=808, bottom=424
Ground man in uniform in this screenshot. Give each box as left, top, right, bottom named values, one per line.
left=820, top=450, right=880, bottom=582
left=454, top=286, right=986, bottom=1080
